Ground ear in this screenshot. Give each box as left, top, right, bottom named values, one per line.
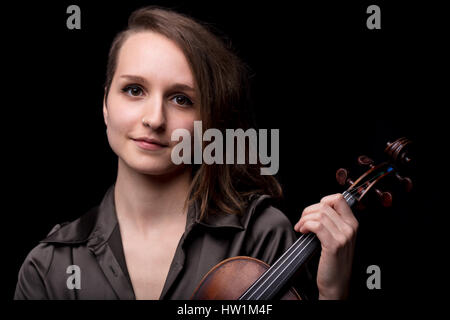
left=103, top=87, right=108, bottom=126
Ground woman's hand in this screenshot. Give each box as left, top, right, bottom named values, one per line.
left=294, top=194, right=358, bottom=299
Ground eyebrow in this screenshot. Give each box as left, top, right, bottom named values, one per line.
left=120, top=75, right=196, bottom=93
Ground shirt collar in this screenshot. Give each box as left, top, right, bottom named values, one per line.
left=40, top=184, right=271, bottom=245
left=40, top=184, right=118, bottom=250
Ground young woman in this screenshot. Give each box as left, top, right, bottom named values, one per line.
left=14, top=6, right=358, bottom=300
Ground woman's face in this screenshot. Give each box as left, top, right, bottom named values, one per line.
left=103, top=31, right=200, bottom=176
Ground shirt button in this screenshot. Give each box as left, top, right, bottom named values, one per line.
left=110, top=265, right=118, bottom=277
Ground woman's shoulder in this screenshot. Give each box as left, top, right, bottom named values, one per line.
left=199, top=194, right=293, bottom=234
left=243, top=194, right=294, bottom=234
left=237, top=194, right=298, bottom=266
left=14, top=206, right=102, bottom=299
left=17, top=205, right=101, bottom=275
left=41, top=205, right=100, bottom=244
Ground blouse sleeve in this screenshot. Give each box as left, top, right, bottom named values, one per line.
left=244, top=205, right=319, bottom=300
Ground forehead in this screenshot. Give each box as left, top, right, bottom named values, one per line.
left=116, top=31, right=195, bottom=87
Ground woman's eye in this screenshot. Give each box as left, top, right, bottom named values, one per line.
left=172, top=95, right=193, bottom=106
left=122, top=85, right=144, bottom=97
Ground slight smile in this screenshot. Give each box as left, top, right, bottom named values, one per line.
left=133, top=138, right=168, bottom=151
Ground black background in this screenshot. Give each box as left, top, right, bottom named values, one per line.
left=3, top=0, right=448, bottom=313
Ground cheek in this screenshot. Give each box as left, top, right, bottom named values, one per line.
left=106, top=101, right=140, bottom=142
left=167, top=114, right=199, bottom=140
left=169, top=106, right=200, bottom=129
left=108, top=95, right=140, bottom=126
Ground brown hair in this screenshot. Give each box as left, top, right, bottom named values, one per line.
left=104, top=6, right=282, bottom=219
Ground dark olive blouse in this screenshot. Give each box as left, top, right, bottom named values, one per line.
left=14, top=184, right=318, bottom=300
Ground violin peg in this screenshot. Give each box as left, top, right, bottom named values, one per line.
left=374, top=188, right=392, bottom=207
left=395, top=174, right=413, bottom=192
left=336, top=168, right=348, bottom=186
left=336, top=168, right=355, bottom=187
left=357, top=155, right=374, bottom=167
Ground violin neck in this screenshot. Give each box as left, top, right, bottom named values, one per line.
left=238, top=191, right=356, bottom=300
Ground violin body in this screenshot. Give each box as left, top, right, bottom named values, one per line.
left=191, top=256, right=301, bottom=300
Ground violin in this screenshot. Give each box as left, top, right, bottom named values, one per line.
left=191, top=137, right=413, bottom=300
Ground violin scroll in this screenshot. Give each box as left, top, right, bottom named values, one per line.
left=336, top=137, right=413, bottom=208
left=385, top=137, right=412, bottom=166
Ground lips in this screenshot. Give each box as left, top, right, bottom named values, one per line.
left=133, top=137, right=168, bottom=151
left=133, top=137, right=168, bottom=146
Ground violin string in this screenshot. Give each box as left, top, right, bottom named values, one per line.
left=252, top=233, right=318, bottom=300
left=258, top=234, right=317, bottom=300
left=345, top=167, right=391, bottom=199
left=347, top=173, right=380, bottom=198
left=242, top=232, right=315, bottom=300
left=244, top=233, right=315, bottom=300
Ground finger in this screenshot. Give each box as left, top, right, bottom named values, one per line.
left=294, top=203, right=321, bottom=230
left=297, top=211, right=342, bottom=244
left=294, top=202, right=328, bottom=230
left=317, top=203, right=355, bottom=237
left=321, top=193, right=358, bottom=228
left=295, top=202, right=346, bottom=233
left=299, top=219, right=341, bottom=253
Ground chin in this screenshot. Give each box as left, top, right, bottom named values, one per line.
left=127, top=158, right=185, bottom=176
left=138, top=166, right=181, bottom=176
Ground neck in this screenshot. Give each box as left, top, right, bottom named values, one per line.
left=114, top=158, right=192, bottom=234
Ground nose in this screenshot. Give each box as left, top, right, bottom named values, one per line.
left=142, top=93, right=166, bottom=131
